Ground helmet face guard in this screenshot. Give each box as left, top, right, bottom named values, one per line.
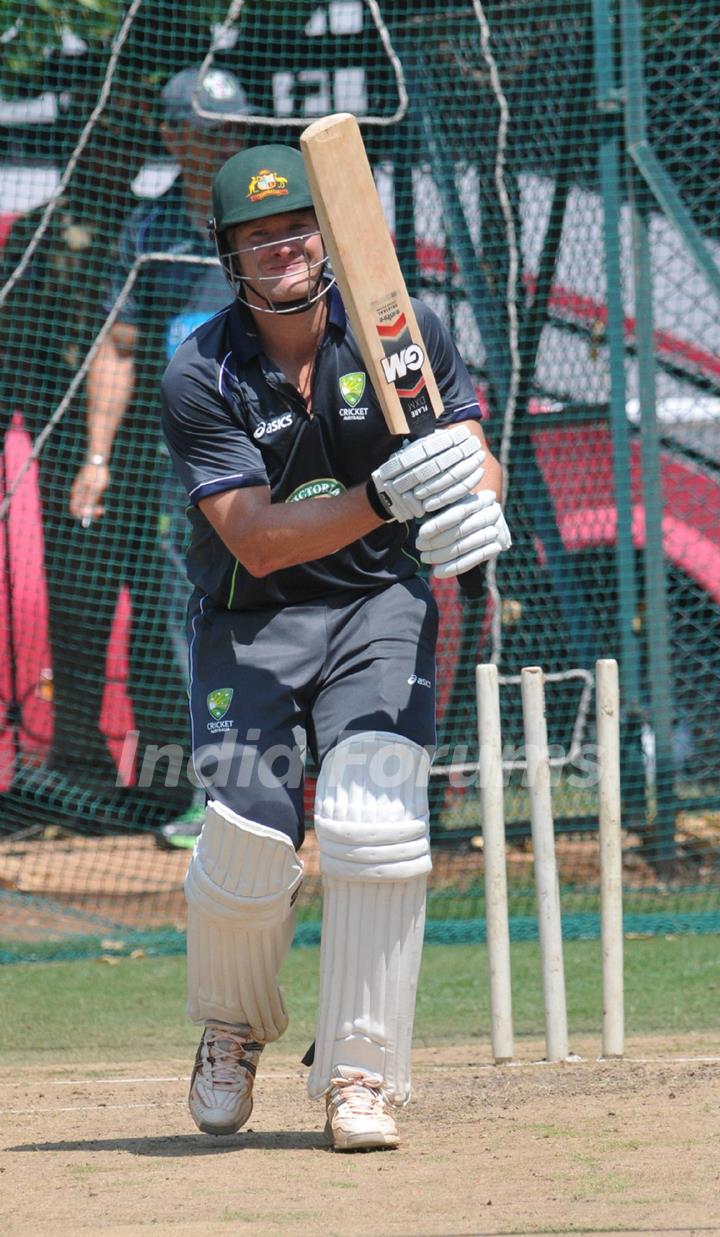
left=209, top=219, right=335, bottom=314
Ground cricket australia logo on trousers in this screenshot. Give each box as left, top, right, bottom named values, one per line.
left=207, top=688, right=234, bottom=732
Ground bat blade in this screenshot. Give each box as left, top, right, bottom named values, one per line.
left=300, top=112, right=442, bottom=438
left=300, top=112, right=487, bottom=601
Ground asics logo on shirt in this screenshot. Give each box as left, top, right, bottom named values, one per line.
left=253, top=413, right=293, bottom=439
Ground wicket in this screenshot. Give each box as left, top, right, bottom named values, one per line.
left=475, top=659, right=624, bottom=1064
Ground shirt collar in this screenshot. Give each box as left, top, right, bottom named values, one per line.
left=227, top=280, right=347, bottom=364
left=227, top=299, right=262, bottom=365
left=326, top=282, right=347, bottom=334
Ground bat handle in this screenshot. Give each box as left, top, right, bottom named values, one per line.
left=455, top=564, right=486, bottom=601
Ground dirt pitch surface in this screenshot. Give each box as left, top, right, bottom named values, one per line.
left=1, top=1036, right=719, bottom=1237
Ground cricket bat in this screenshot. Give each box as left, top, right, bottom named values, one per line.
left=300, top=111, right=485, bottom=597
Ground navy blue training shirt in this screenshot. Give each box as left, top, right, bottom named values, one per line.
left=106, top=179, right=229, bottom=428
left=161, top=284, right=481, bottom=610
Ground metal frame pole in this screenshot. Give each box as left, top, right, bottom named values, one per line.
left=620, top=0, right=676, bottom=865
left=592, top=0, right=641, bottom=713
left=596, top=659, right=625, bottom=1058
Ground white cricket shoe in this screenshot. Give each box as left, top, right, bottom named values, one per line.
left=188, top=1023, right=263, bottom=1135
left=325, top=1066, right=400, bottom=1152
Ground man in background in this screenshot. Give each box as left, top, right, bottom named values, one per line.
left=2, top=65, right=253, bottom=831
left=0, top=71, right=155, bottom=828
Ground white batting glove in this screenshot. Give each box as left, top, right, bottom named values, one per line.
left=416, top=491, right=512, bottom=580
left=368, top=424, right=485, bottom=522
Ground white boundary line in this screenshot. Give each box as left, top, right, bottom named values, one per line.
left=0, top=1055, right=716, bottom=1091
left=2, top=1056, right=719, bottom=1114
left=0, top=1101, right=186, bottom=1115
left=50, top=1075, right=189, bottom=1086
left=412, top=1055, right=720, bottom=1073
left=3, top=1054, right=720, bottom=1113
left=46, top=1071, right=301, bottom=1086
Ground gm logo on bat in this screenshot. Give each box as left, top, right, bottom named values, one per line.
left=381, top=343, right=425, bottom=384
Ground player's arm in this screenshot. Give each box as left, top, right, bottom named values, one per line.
left=196, top=419, right=501, bottom=576
left=69, top=321, right=136, bottom=522
left=162, top=348, right=394, bottom=576
left=199, top=482, right=384, bottom=577
left=162, top=346, right=491, bottom=576
left=200, top=422, right=502, bottom=577
left=465, top=420, right=503, bottom=498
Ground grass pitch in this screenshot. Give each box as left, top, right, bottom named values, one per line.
left=2, top=935, right=718, bottom=1067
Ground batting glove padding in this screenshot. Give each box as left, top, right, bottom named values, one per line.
left=416, top=491, right=512, bottom=579
left=369, top=423, right=485, bottom=522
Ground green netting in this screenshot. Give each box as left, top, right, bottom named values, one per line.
left=0, top=1, right=718, bottom=962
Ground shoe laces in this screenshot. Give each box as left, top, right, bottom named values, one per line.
left=329, top=1071, right=386, bottom=1117
left=199, top=1026, right=259, bottom=1088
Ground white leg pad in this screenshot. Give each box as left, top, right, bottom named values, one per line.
left=308, top=732, right=432, bottom=1106
left=185, top=800, right=303, bottom=1042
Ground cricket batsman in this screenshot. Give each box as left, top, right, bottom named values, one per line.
left=160, top=142, right=511, bottom=1150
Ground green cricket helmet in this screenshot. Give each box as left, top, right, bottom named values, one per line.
left=212, top=144, right=313, bottom=229
left=208, top=144, right=333, bottom=314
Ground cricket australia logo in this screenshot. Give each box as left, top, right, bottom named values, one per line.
left=338, top=371, right=368, bottom=421
left=339, top=372, right=366, bottom=408
left=207, top=688, right=233, bottom=721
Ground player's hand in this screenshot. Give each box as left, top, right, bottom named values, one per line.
left=416, top=491, right=512, bottom=579
left=69, top=461, right=110, bottom=526
left=369, top=424, right=485, bottom=522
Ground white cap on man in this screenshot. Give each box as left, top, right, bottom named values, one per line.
left=161, top=66, right=254, bottom=131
